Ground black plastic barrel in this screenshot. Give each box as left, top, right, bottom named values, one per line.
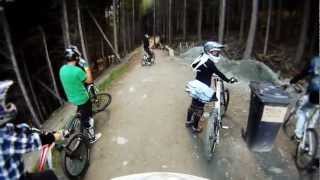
left=244, top=81, right=290, bottom=152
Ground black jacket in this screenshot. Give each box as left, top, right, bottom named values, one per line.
left=192, top=58, right=230, bottom=87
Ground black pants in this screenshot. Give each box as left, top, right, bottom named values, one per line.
left=21, top=170, right=58, bottom=180
left=144, top=47, right=153, bottom=59
left=77, top=99, right=93, bottom=129
left=187, top=98, right=205, bottom=128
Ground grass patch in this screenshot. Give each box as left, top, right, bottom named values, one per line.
left=98, top=64, right=129, bottom=91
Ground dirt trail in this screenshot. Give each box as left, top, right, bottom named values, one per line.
left=84, top=50, right=300, bottom=180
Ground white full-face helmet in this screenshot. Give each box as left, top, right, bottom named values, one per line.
left=203, top=41, right=224, bottom=62
left=0, top=80, right=17, bottom=126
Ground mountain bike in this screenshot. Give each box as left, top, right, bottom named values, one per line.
left=87, top=83, right=112, bottom=113
left=282, top=84, right=319, bottom=170
left=32, top=126, right=90, bottom=179
left=205, top=75, right=233, bottom=160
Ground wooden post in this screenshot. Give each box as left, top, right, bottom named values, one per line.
left=76, top=0, right=89, bottom=61
left=1, top=8, right=41, bottom=128
left=61, top=0, right=71, bottom=47
left=39, top=27, right=63, bottom=105
left=87, top=9, right=121, bottom=59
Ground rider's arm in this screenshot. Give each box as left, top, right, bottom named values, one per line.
left=84, top=68, right=93, bottom=84
left=208, top=61, right=230, bottom=82
left=1, top=123, right=42, bottom=155
left=79, top=58, right=93, bottom=84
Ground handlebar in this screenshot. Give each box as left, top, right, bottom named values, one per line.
left=31, top=127, right=70, bottom=140
left=281, top=83, right=304, bottom=94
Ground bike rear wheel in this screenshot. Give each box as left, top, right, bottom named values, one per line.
left=295, top=128, right=318, bottom=169
left=282, top=110, right=296, bottom=138
left=62, top=133, right=90, bottom=179
left=220, top=89, right=230, bottom=117
left=92, top=93, right=112, bottom=113
left=205, top=113, right=219, bottom=160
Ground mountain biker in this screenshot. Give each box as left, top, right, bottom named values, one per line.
left=0, top=80, right=62, bottom=180
left=59, top=46, right=101, bottom=143
left=143, top=34, right=153, bottom=61
left=186, top=41, right=237, bottom=133
left=289, top=56, right=320, bottom=141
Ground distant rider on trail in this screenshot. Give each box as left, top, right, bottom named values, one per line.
left=143, top=34, right=153, bottom=61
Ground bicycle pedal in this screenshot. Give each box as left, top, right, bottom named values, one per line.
left=222, top=125, right=229, bottom=129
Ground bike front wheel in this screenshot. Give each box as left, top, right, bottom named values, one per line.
left=295, top=128, right=318, bottom=169
left=92, top=93, right=112, bottom=114
left=220, top=89, right=230, bottom=117
left=62, top=133, right=90, bottom=179
left=205, top=114, right=219, bottom=160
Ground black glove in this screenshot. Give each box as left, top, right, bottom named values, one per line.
left=289, top=78, right=295, bottom=84
left=228, top=77, right=238, bottom=84
left=40, top=132, right=55, bottom=145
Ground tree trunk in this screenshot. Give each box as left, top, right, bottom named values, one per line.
left=168, top=0, right=172, bottom=44
left=61, top=0, right=70, bottom=47
left=127, top=13, right=132, bottom=50
left=263, top=0, right=272, bottom=55
left=39, top=27, right=63, bottom=105
left=243, top=0, right=259, bottom=59
left=76, top=0, right=88, bottom=61
left=239, top=0, right=246, bottom=42
left=113, top=0, right=119, bottom=54
left=183, top=0, right=187, bottom=41
left=153, top=0, right=156, bottom=45
left=197, top=0, right=203, bottom=42
left=132, top=0, right=135, bottom=46
left=218, top=0, right=226, bottom=43
left=275, top=0, right=282, bottom=41
left=87, top=9, right=121, bottom=59
left=22, top=57, right=44, bottom=122
left=121, top=1, right=127, bottom=55
left=294, top=0, right=310, bottom=64
left=1, top=8, right=41, bottom=128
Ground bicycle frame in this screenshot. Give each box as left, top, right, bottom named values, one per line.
left=300, top=106, right=320, bottom=154
left=209, top=75, right=225, bottom=144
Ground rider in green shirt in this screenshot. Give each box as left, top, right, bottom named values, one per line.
left=59, top=46, right=101, bottom=143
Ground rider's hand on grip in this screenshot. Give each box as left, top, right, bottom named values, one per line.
left=229, top=77, right=238, bottom=84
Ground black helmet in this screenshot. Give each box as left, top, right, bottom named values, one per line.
left=0, top=80, right=17, bottom=126
left=65, top=45, right=81, bottom=61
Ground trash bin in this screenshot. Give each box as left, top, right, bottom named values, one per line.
left=243, top=81, right=290, bottom=152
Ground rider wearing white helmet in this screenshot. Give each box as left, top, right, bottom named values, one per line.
left=187, top=41, right=237, bottom=133
left=0, top=80, right=61, bottom=180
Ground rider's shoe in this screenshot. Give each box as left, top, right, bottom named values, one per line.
left=191, top=126, right=203, bottom=133
left=89, top=133, right=102, bottom=144
left=185, top=121, right=193, bottom=128
left=86, top=127, right=102, bottom=144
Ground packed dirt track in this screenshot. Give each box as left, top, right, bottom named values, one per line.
left=84, top=49, right=314, bottom=180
